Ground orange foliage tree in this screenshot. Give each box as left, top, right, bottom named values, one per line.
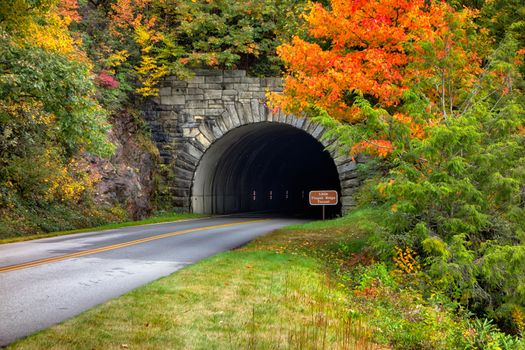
left=269, top=0, right=481, bottom=157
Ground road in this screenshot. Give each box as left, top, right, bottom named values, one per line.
left=0, top=214, right=305, bottom=346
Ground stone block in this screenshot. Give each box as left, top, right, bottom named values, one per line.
left=241, top=77, right=261, bottom=85
left=355, top=154, right=372, bottom=163
left=204, top=108, right=225, bottom=116
left=171, top=176, right=191, bottom=190
left=161, top=95, right=186, bottom=105
left=199, top=83, right=222, bottom=90
left=337, top=160, right=357, bottom=173
left=158, top=110, right=174, bottom=119
left=215, top=116, right=229, bottom=134
left=171, top=196, right=189, bottom=209
left=159, top=86, right=172, bottom=96
left=174, top=166, right=194, bottom=180
left=205, top=75, right=223, bottom=84
left=159, top=149, right=171, bottom=158
left=341, top=196, right=357, bottom=207
left=173, top=157, right=197, bottom=172
left=186, top=100, right=207, bottom=109
left=176, top=152, right=200, bottom=167
left=186, top=94, right=204, bottom=101
left=342, top=187, right=356, bottom=196
left=267, top=110, right=277, bottom=123
left=320, top=137, right=337, bottom=150
left=222, top=95, right=237, bottom=102
left=222, top=89, right=238, bottom=96
left=187, top=88, right=204, bottom=95
left=220, top=111, right=233, bottom=130
left=209, top=123, right=224, bottom=139
left=172, top=87, right=187, bottom=94
left=152, top=133, right=168, bottom=142
left=311, top=124, right=325, bottom=139
left=223, top=77, right=242, bottom=83
left=342, top=178, right=360, bottom=188
left=334, top=154, right=351, bottom=166
left=252, top=91, right=267, bottom=99
left=234, top=102, right=247, bottom=124
left=183, top=108, right=206, bottom=117
left=191, top=138, right=207, bottom=153
left=224, top=102, right=241, bottom=127
left=262, top=77, right=283, bottom=88
left=204, top=89, right=223, bottom=100
left=232, top=83, right=250, bottom=91
left=241, top=102, right=253, bottom=123
left=196, top=133, right=211, bottom=148
left=292, top=116, right=303, bottom=129
left=171, top=81, right=189, bottom=88
left=250, top=99, right=260, bottom=122
left=248, top=84, right=264, bottom=92
left=198, top=124, right=216, bottom=144
left=224, top=70, right=246, bottom=78
left=262, top=105, right=272, bottom=122
left=182, top=127, right=200, bottom=138
left=172, top=188, right=190, bottom=197
left=239, top=91, right=253, bottom=99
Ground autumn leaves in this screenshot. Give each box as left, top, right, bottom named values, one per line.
left=269, top=0, right=479, bottom=157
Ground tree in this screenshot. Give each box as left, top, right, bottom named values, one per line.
left=106, top=0, right=309, bottom=95
left=270, top=0, right=482, bottom=156
left=271, top=0, right=449, bottom=118
left=272, top=0, right=525, bottom=331
left=0, top=2, right=113, bottom=208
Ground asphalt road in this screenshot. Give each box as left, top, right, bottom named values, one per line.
left=0, top=214, right=305, bottom=346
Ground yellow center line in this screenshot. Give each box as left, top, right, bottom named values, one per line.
left=0, top=219, right=270, bottom=274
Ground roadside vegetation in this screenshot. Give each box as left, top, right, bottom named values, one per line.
left=0, top=211, right=203, bottom=244
left=10, top=208, right=523, bottom=349
left=270, top=0, right=525, bottom=340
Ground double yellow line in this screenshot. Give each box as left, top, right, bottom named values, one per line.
left=0, top=219, right=270, bottom=274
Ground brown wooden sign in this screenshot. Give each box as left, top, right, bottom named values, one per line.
left=309, top=190, right=338, bottom=206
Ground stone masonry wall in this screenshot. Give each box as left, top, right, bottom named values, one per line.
left=143, top=69, right=360, bottom=213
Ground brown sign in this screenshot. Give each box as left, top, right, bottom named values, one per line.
left=309, top=190, right=338, bottom=206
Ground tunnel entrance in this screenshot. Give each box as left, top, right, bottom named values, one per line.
left=191, top=122, right=342, bottom=218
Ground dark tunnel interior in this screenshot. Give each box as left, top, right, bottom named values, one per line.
left=192, top=123, right=341, bottom=218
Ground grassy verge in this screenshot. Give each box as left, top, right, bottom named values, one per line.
left=9, top=251, right=382, bottom=350
left=0, top=212, right=204, bottom=245
left=9, top=208, right=508, bottom=349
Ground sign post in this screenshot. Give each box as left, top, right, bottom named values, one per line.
left=309, top=190, right=338, bottom=220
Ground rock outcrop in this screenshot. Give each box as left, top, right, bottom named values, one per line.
left=86, top=111, right=157, bottom=219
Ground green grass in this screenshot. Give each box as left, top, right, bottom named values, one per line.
left=9, top=253, right=379, bottom=350
left=0, top=212, right=204, bottom=245
left=285, top=207, right=380, bottom=232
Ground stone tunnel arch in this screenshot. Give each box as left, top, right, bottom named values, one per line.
left=144, top=69, right=361, bottom=216
left=191, top=122, right=342, bottom=216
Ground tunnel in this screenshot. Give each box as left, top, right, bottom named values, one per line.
left=191, top=122, right=342, bottom=218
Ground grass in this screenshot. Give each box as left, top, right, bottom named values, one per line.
left=0, top=212, right=204, bottom=245
left=9, top=251, right=381, bottom=350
